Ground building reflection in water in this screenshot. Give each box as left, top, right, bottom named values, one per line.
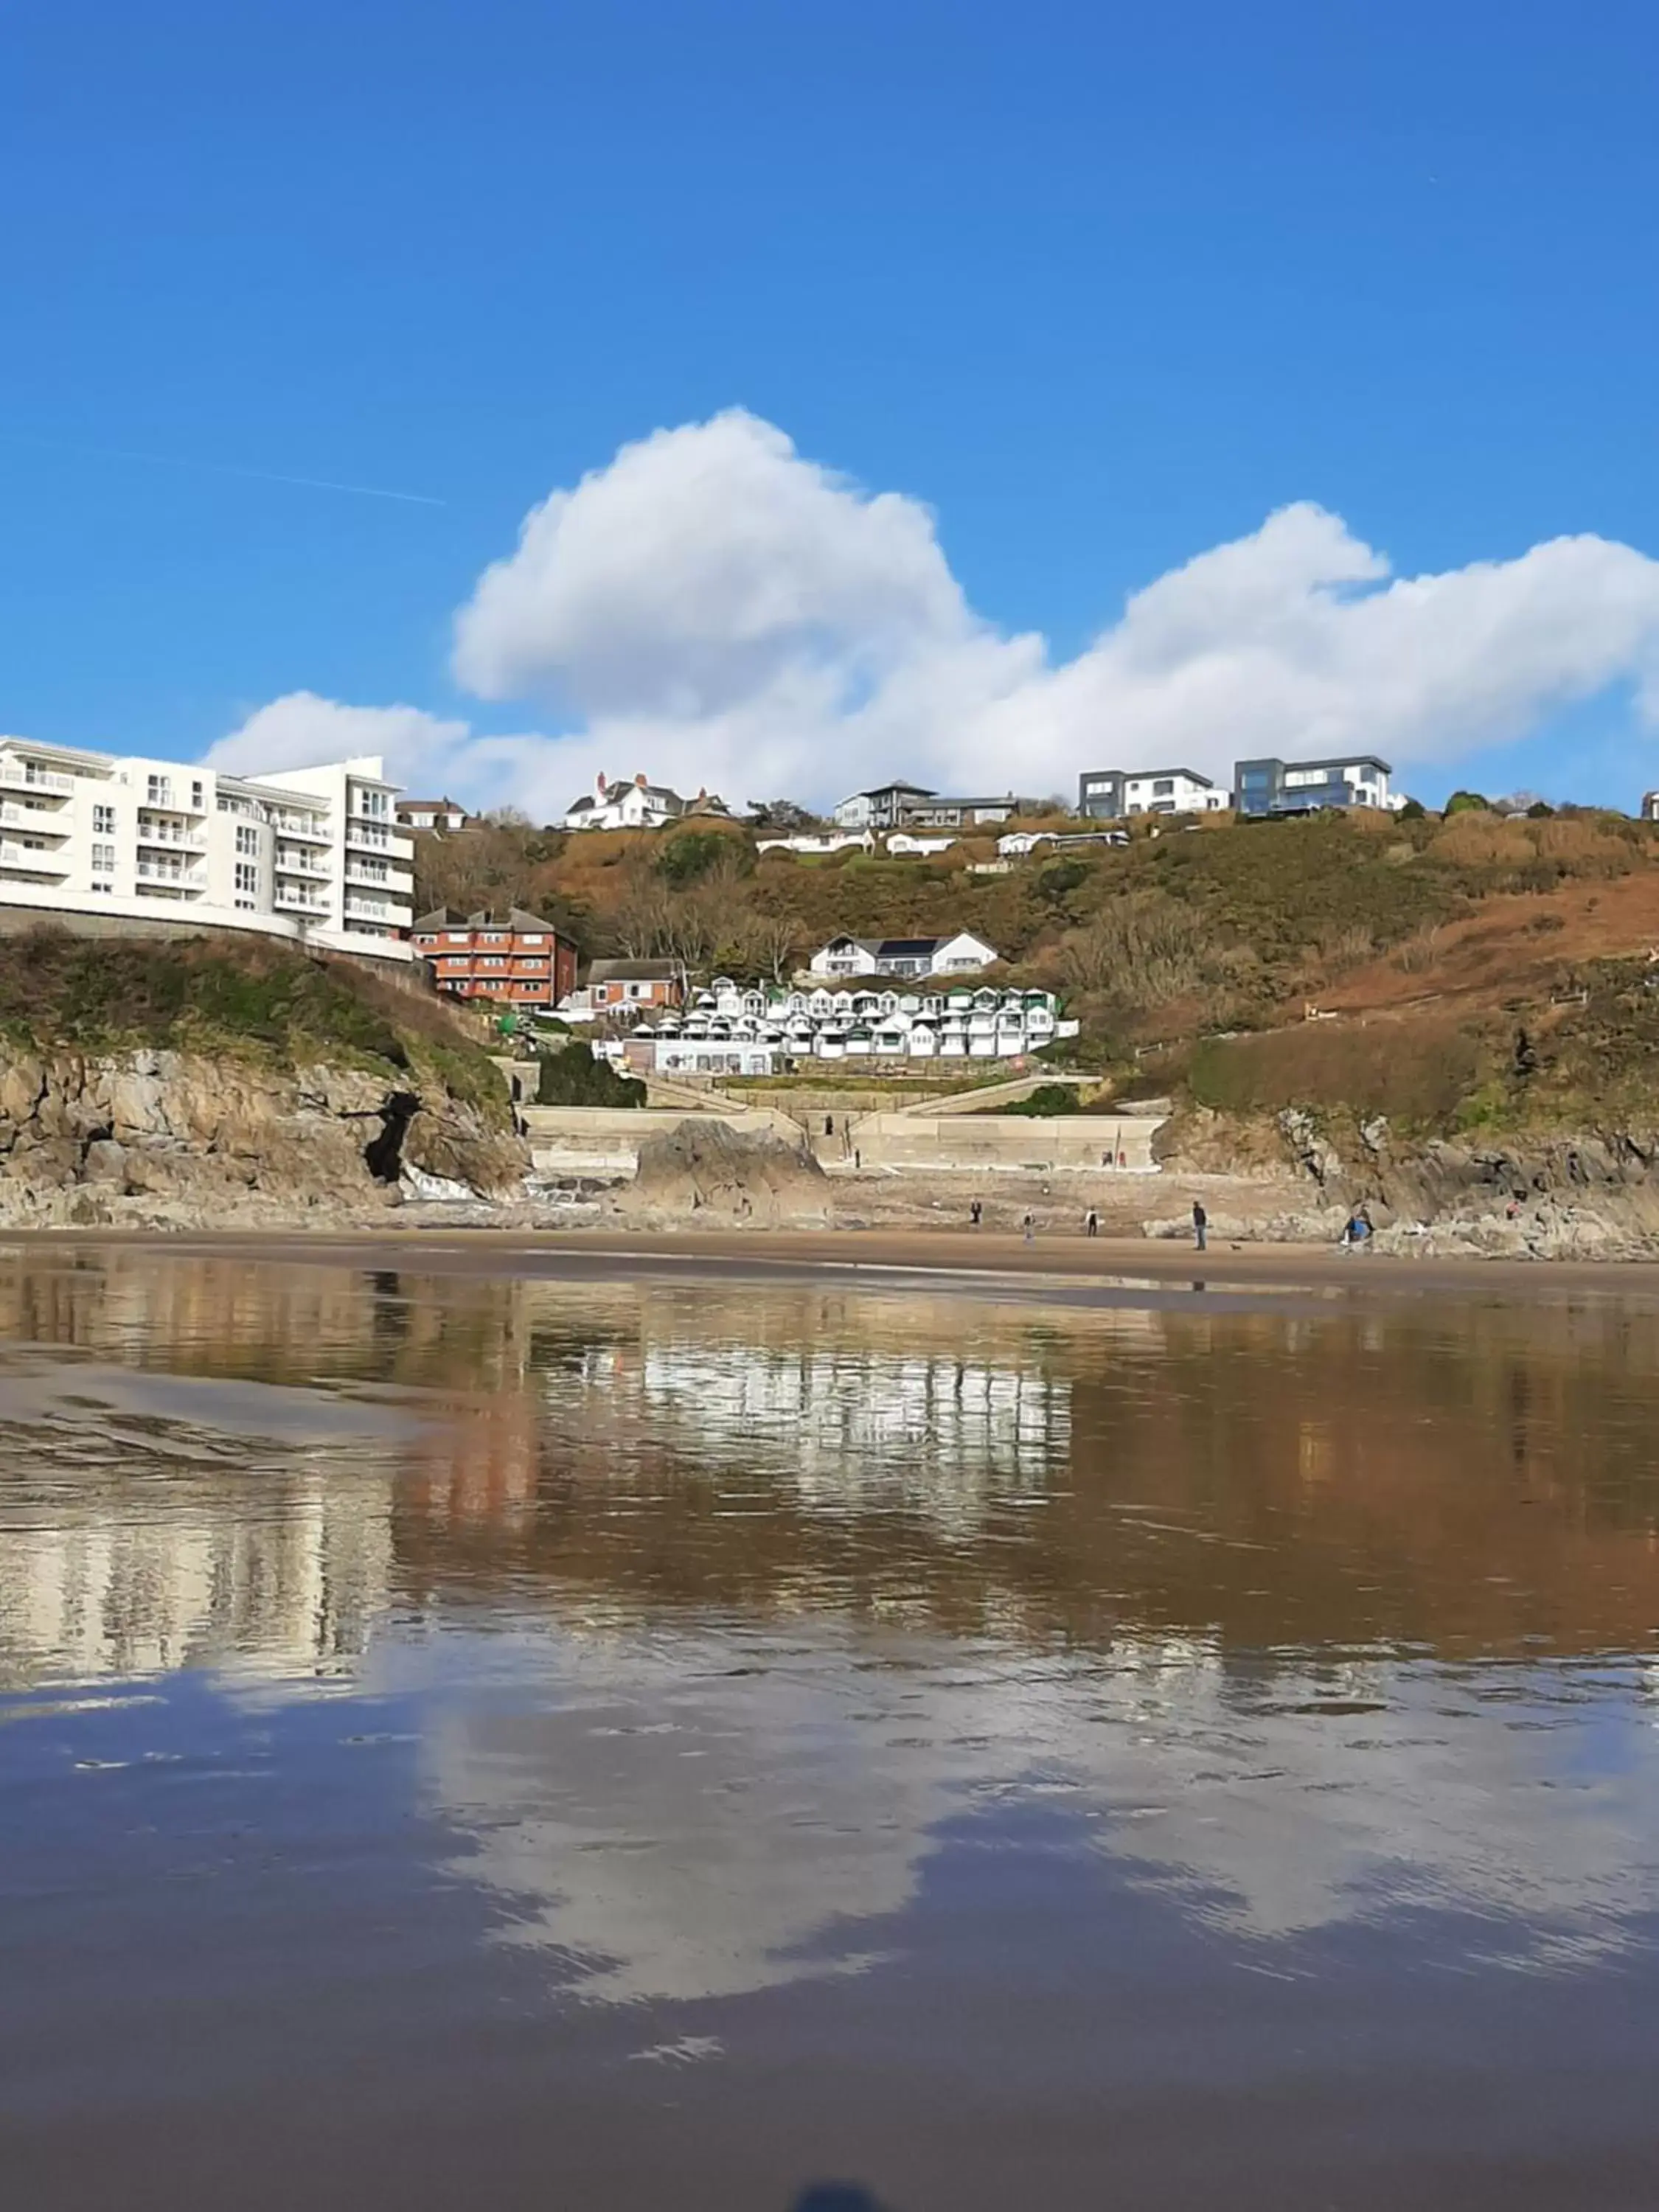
left=4, top=1248, right=1659, bottom=2002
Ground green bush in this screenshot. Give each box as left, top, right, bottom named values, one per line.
left=975, top=1082, right=1083, bottom=1118
left=535, top=1043, right=647, bottom=1107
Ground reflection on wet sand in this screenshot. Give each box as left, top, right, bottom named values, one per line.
left=4, top=1248, right=1659, bottom=2019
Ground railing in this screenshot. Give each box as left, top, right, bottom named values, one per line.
left=135, top=824, right=206, bottom=849
left=135, top=859, right=201, bottom=883
left=275, top=888, right=328, bottom=913
left=274, top=855, right=331, bottom=880
left=0, top=841, right=69, bottom=872
left=0, top=765, right=74, bottom=795
left=0, top=802, right=69, bottom=833
left=268, top=813, right=331, bottom=841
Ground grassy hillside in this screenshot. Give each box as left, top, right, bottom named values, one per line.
left=412, top=801, right=1659, bottom=1138
left=0, top=928, right=509, bottom=1120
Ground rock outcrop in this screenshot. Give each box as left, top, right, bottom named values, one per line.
left=620, top=1119, right=832, bottom=1228
left=1155, top=1099, right=1659, bottom=1259
left=0, top=1047, right=528, bottom=1228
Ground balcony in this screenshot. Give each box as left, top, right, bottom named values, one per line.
left=0, top=801, right=69, bottom=835
left=275, top=889, right=328, bottom=916
left=344, top=858, right=414, bottom=893
left=0, top=764, right=74, bottom=796
left=135, top=856, right=201, bottom=882
left=343, top=892, right=411, bottom=922
left=136, top=822, right=206, bottom=850
left=345, top=821, right=414, bottom=861
left=0, top=841, right=69, bottom=875
left=268, top=812, right=332, bottom=843
left=274, top=854, right=331, bottom=881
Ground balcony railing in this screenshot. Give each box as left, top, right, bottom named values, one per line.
left=268, top=813, right=332, bottom=842
left=274, top=855, right=331, bottom=880
left=0, top=765, right=74, bottom=796
left=0, top=802, right=69, bottom=835
left=0, top=841, right=69, bottom=874
left=135, top=824, right=206, bottom=850
left=274, top=887, right=328, bottom=912
left=135, top=859, right=202, bottom=883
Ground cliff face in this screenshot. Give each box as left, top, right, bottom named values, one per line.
left=1155, top=1102, right=1659, bottom=1258
left=0, top=1048, right=529, bottom=1228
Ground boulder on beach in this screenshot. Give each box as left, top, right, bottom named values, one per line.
left=622, top=1119, right=832, bottom=1228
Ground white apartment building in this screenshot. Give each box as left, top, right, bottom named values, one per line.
left=0, top=736, right=414, bottom=961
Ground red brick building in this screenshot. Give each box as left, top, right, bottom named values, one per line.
left=585, top=958, right=686, bottom=1012
left=413, top=907, right=578, bottom=1013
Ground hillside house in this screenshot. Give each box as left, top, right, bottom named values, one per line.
left=1078, top=767, right=1225, bottom=818
left=808, top=931, right=999, bottom=979
left=1234, top=756, right=1399, bottom=817
left=413, top=907, right=578, bottom=1012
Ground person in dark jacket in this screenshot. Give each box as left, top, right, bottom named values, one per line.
left=1192, top=1200, right=1207, bottom=1252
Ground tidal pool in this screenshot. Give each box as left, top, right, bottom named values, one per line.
left=2, top=1245, right=1658, bottom=2209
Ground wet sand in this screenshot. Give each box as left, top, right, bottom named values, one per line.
left=10, top=1222, right=1659, bottom=1303
left=6, top=1245, right=1659, bottom=2208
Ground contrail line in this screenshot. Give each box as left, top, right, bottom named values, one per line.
left=0, top=431, right=445, bottom=507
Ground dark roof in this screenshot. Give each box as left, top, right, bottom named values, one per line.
left=876, top=937, right=944, bottom=959
left=851, top=780, right=934, bottom=799
left=414, top=906, right=563, bottom=935
left=398, top=796, right=467, bottom=812
left=588, top=958, right=681, bottom=983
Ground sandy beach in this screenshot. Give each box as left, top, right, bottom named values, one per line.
left=12, top=1222, right=1659, bottom=1302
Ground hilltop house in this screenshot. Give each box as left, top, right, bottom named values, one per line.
left=1078, top=768, right=1225, bottom=818
left=1234, top=756, right=1399, bottom=818
left=563, top=773, right=729, bottom=832
left=397, top=796, right=473, bottom=832
left=808, top=931, right=999, bottom=979
left=832, top=780, right=1041, bottom=832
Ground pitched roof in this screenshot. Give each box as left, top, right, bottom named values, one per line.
left=587, top=958, right=682, bottom=982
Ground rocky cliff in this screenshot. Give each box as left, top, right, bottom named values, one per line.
left=0, top=1046, right=529, bottom=1228
left=1154, top=1102, right=1659, bottom=1259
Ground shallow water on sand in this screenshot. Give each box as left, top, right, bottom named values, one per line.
left=3, top=1245, right=1659, bottom=2211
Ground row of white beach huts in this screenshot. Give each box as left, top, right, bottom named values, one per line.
left=603, top=982, right=1079, bottom=1076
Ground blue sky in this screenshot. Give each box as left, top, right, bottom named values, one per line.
left=3, top=0, right=1658, bottom=812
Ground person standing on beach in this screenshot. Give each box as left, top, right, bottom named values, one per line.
left=1084, top=1207, right=1099, bottom=1238
left=970, top=1199, right=982, bottom=1228
left=1022, top=1211, right=1035, bottom=1243
left=1192, top=1200, right=1207, bottom=1252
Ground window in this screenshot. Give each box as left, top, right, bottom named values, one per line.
left=355, top=786, right=389, bottom=819
left=146, top=774, right=171, bottom=807
left=521, top=933, right=543, bottom=945
left=235, top=824, right=260, bottom=855
left=91, top=842, right=116, bottom=872
left=93, top=804, right=116, bottom=835
left=190, top=781, right=205, bottom=812
left=234, top=861, right=259, bottom=896
left=1152, top=779, right=1174, bottom=796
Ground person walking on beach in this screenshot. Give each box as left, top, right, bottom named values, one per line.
left=1084, top=1207, right=1099, bottom=1238
left=1192, top=1199, right=1207, bottom=1253
left=1022, top=1210, right=1035, bottom=1243
left=970, top=1199, right=983, bottom=1228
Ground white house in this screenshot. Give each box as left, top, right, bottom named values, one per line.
left=755, top=830, right=874, bottom=857
left=998, top=829, right=1130, bottom=858
left=0, top=735, right=414, bottom=961
left=807, top=931, right=1000, bottom=979
left=884, top=832, right=957, bottom=857
left=563, top=771, right=689, bottom=832
left=397, top=796, right=471, bottom=832
left=1078, top=768, right=1225, bottom=818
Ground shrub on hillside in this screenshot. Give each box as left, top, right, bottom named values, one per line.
left=535, top=1044, right=647, bottom=1107
left=1188, top=1018, right=1488, bottom=1129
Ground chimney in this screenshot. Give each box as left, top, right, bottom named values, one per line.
left=635, top=771, right=647, bottom=787
left=597, top=771, right=607, bottom=791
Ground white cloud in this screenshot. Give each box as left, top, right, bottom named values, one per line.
left=208, top=413, right=1659, bottom=815
left=205, top=692, right=472, bottom=787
